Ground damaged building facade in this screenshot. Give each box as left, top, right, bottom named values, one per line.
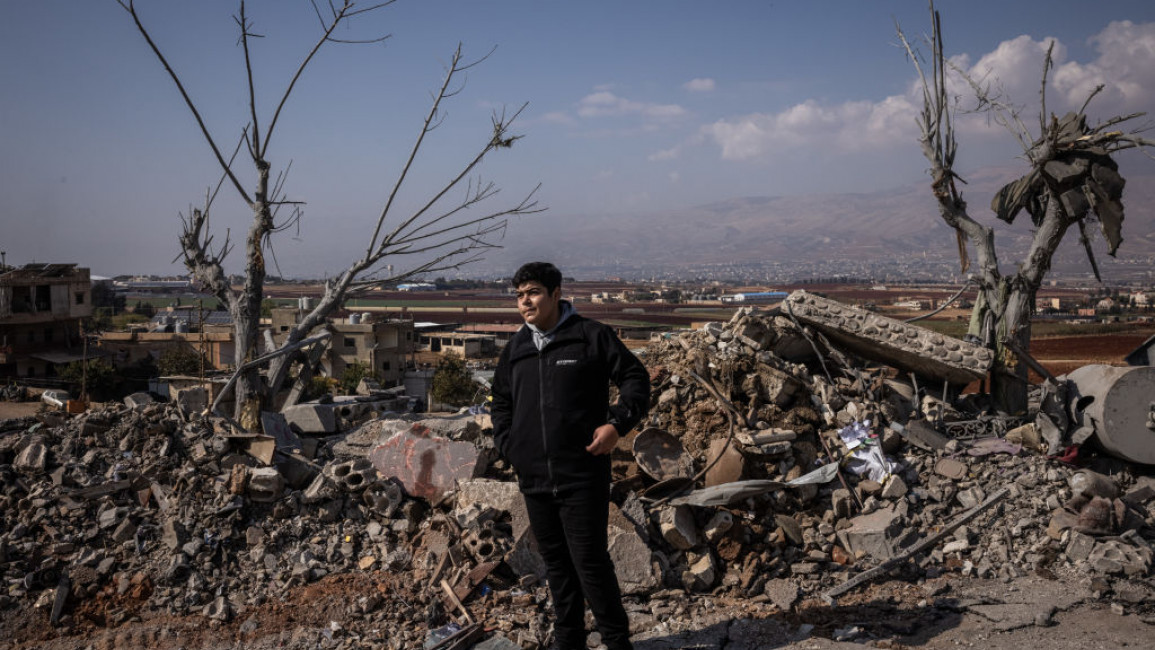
left=272, top=307, right=416, bottom=386
left=0, top=263, right=92, bottom=379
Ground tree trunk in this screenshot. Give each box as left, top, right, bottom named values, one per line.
left=988, top=281, right=1032, bottom=415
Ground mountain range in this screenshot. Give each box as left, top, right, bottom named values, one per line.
left=492, top=165, right=1155, bottom=280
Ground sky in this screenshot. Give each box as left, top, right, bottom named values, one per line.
left=2, top=0, right=1155, bottom=278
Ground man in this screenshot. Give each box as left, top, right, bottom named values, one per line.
left=491, top=262, right=649, bottom=650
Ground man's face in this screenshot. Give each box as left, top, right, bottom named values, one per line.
left=516, top=281, right=561, bottom=329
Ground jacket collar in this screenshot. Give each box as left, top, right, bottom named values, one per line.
left=509, top=308, right=584, bottom=359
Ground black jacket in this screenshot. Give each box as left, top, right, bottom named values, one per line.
left=491, top=311, right=650, bottom=494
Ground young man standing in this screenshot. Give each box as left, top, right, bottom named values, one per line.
left=490, top=262, right=650, bottom=650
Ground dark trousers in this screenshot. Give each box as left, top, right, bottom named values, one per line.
left=523, top=483, right=633, bottom=650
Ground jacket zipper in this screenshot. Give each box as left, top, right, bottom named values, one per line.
left=538, top=352, right=557, bottom=496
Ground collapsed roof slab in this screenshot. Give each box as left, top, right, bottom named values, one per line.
left=783, top=290, right=993, bottom=386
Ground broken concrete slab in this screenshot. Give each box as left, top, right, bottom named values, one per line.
left=682, top=553, right=719, bottom=592
left=281, top=403, right=338, bottom=434
left=837, top=507, right=914, bottom=562
left=764, top=578, right=800, bottom=612
left=783, top=290, right=993, bottom=385
left=123, top=392, right=154, bottom=409
left=1086, top=539, right=1153, bottom=576
left=608, top=525, right=658, bottom=595
left=14, top=436, right=48, bottom=474
left=456, top=479, right=531, bottom=540
left=368, top=424, right=483, bottom=503
left=260, top=411, right=302, bottom=453
left=657, top=505, right=701, bottom=550
left=174, top=386, right=207, bottom=416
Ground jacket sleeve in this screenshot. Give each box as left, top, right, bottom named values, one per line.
left=600, top=326, right=650, bottom=435
left=489, top=343, right=514, bottom=457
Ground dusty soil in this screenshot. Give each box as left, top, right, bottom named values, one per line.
left=1030, top=333, right=1150, bottom=377
left=3, top=570, right=1152, bottom=650
left=0, top=401, right=42, bottom=420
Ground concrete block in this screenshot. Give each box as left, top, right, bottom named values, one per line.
left=682, top=553, right=719, bottom=592
left=658, top=505, right=701, bottom=550
left=456, top=479, right=531, bottom=540
left=111, top=518, right=138, bottom=544
left=473, top=635, right=521, bottom=650
left=704, top=511, right=734, bottom=543
left=462, top=526, right=508, bottom=561
left=784, top=291, right=993, bottom=385
left=837, top=507, right=913, bottom=562
left=14, top=437, right=48, bottom=474
left=775, top=514, right=804, bottom=546
left=275, top=453, right=318, bottom=490
left=763, top=578, right=800, bottom=612
left=831, top=488, right=853, bottom=518
left=325, top=458, right=378, bottom=492
left=248, top=467, right=285, bottom=502
left=302, top=472, right=340, bottom=504
left=743, top=364, right=805, bottom=408
left=1066, top=530, right=1096, bottom=562
left=956, top=487, right=986, bottom=509
left=281, top=404, right=339, bottom=434
left=362, top=480, right=403, bottom=517
left=124, top=392, right=155, bottom=409
left=881, top=475, right=908, bottom=500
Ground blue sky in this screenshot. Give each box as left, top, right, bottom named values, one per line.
left=3, top=0, right=1155, bottom=277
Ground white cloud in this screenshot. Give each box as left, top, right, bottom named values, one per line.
left=577, top=91, right=687, bottom=121
left=699, top=21, right=1155, bottom=163
left=648, top=146, right=680, bottom=162
left=965, top=34, right=1065, bottom=100
left=668, top=171, right=681, bottom=183
left=1052, top=21, right=1155, bottom=114
left=539, top=111, right=575, bottom=125
left=702, top=96, right=918, bottom=161
left=684, top=78, right=715, bottom=92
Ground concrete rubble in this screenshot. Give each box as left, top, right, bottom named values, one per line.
left=0, top=291, right=1153, bottom=649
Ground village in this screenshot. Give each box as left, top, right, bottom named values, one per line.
left=2, top=260, right=1155, bottom=649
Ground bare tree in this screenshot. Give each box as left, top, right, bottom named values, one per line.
left=897, top=4, right=1154, bottom=414
left=118, top=1, right=542, bottom=427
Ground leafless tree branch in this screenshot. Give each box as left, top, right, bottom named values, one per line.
left=119, top=0, right=252, bottom=204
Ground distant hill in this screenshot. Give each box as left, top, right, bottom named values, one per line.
left=492, top=165, right=1155, bottom=278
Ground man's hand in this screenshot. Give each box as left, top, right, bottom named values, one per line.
left=586, top=424, right=620, bottom=455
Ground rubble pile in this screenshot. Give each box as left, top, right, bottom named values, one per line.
left=0, top=292, right=1152, bottom=649
left=631, top=299, right=1155, bottom=611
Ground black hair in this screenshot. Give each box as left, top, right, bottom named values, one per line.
left=512, top=261, right=562, bottom=293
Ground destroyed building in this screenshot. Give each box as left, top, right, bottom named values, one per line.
left=272, top=307, right=416, bottom=387
left=0, top=263, right=93, bottom=379
left=0, top=290, right=1153, bottom=649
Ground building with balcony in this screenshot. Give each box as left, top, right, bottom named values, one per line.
left=0, top=263, right=93, bottom=378
left=271, top=307, right=416, bottom=387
